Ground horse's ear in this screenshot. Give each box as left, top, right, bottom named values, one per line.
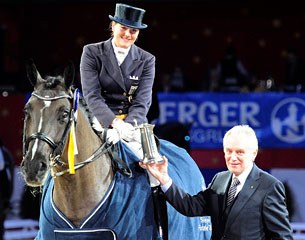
left=63, top=61, right=75, bottom=88
left=26, top=59, right=43, bottom=87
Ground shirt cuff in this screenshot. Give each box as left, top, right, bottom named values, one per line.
left=161, top=178, right=173, bottom=193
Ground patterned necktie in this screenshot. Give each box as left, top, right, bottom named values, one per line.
left=227, top=177, right=240, bottom=206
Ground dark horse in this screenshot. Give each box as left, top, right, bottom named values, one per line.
left=21, top=61, right=211, bottom=240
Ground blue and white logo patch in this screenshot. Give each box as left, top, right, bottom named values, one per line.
left=271, top=97, right=305, bottom=144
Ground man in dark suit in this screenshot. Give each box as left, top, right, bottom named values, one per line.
left=140, top=125, right=293, bottom=239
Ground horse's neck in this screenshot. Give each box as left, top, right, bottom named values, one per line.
left=52, top=107, right=113, bottom=226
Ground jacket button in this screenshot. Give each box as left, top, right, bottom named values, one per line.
left=118, top=110, right=123, bottom=114
left=123, top=92, right=127, bottom=96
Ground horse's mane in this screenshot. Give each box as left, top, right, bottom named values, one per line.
left=79, top=96, right=94, bottom=125
left=78, top=96, right=104, bottom=136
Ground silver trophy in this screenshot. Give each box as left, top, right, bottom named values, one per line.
left=139, top=123, right=163, bottom=164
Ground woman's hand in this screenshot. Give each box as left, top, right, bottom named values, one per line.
left=112, top=118, right=135, bottom=142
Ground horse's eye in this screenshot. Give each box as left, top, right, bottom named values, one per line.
left=57, top=107, right=70, bottom=123
left=62, top=111, right=69, bottom=119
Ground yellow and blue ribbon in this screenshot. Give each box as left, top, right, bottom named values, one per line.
left=68, top=89, right=79, bottom=174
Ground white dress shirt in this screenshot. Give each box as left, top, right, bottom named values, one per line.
left=232, top=162, right=253, bottom=197
left=111, top=39, right=130, bottom=66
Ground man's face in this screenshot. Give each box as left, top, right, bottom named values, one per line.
left=223, top=134, right=257, bottom=176
left=112, top=22, right=139, bottom=49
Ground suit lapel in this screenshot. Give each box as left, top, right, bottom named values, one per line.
left=225, top=165, right=260, bottom=228
left=220, top=173, right=232, bottom=213
left=100, top=39, right=126, bottom=90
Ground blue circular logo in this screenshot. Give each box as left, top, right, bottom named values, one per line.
left=271, top=98, right=305, bottom=143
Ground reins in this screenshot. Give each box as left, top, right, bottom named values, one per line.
left=50, top=141, right=112, bottom=177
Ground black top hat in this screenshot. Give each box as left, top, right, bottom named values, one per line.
left=109, top=3, right=147, bottom=29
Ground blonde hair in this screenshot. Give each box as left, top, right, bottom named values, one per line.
left=223, top=125, right=258, bottom=150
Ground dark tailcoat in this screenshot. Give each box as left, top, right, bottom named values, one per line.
left=165, top=164, right=293, bottom=240
left=80, top=38, right=155, bottom=126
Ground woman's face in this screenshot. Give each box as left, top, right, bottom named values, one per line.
left=112, top=22, right=139, bottom=49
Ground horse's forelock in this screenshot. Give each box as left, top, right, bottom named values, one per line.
left=34, top=75, right=71, bottom=99
left=44, top=75, right=65, bottom=89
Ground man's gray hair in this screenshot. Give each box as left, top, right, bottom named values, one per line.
left=223, top=125, right=258, bottom=150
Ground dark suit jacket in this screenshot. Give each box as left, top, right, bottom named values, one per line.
left=80, top=38, right=155, bottom=127
left=165, top=164, right=293, bottom=240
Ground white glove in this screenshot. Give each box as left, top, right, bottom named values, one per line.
left=112, top=118, right=135, bottom=142
left=133, top=128, right=142, bottom=144
left=106, top=129, right=120, bottom=144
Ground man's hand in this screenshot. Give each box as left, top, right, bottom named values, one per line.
left=139, top=156, right=171, bottom=185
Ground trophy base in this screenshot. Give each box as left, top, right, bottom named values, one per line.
left=142, top=156, right=164, bottom=164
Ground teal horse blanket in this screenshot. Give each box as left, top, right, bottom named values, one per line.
left=35, top=139, right=211, bottom=240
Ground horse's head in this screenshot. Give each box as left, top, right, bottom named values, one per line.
left=21, top=60, right=75, bottom=187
